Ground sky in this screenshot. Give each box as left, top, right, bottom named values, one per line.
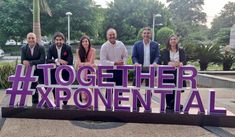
left=94, top=0, right=235, bottom=28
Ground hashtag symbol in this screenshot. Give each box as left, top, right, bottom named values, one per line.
left=6, top=64, right=38, bottom=107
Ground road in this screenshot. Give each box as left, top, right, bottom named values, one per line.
left=0, top=56, right=20, bottom=63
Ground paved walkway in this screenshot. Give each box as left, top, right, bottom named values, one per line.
left=0, top=88, right=235, bottom=137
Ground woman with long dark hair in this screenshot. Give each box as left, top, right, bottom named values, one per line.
left=76, top=35, right=96, bottom=103
left=161, top=34, right=187, bottom=111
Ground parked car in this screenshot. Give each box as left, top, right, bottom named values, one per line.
left=0, top=49, right=4, bottom=58
left=5, top=39, right=16, bottom=46
left=22, top=37, right=51, bottom=46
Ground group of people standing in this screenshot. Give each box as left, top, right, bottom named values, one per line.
left=21, top=26, right=186, bottom=111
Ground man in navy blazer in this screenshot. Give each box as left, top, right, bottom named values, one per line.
left=46, top=32, right=73, bottom=105
left=132, top=27, right=160, bottom=69
left=132, top=27, right=160, bottom=110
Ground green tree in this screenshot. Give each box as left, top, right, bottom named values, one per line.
left=214, top=28, right=230, bottom=47
left=195, top=43, right=220, bottom=71
left=210, top=2, right=235, bottom=39
left=167, top=0, right=207, bottom=37
left=41, top=0, right=101, bottom=40
left=180, top=25, right=209, bottom=62
left=0, top=0, right=32, bottom=43
left=104, top=0, right=172, bottom=41
left=156, top=27, right=175, bottom=46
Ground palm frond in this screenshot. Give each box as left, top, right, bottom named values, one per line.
left=40, top=0, right=52, bottom=16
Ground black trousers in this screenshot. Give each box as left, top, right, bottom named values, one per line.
left=32, top=69, right=43, bottom=104
left=164, top=70, right=186, bottom=108
left=166, top=91, right=175, bottom=108
left=31, top=82, right=39, bottom=104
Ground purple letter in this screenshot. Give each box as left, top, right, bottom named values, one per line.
left=37, top=87, right=55, bottom=108
left=183, top=90, right=205, bottom=114
left=55, top=87, right=71, bottom=108
left=208, top=90, right=226, bottom=115
left=37, top=64, right=55, bottom=85
left=178, top=66, right=197, bottom=89
left=157, top=66, right=176, bottom=88
left=94, top=88, right=112, bottom=111
left=55, top=65, right=75, bottom=86
left=77, top=66, right=96, bottom=86
left=135, top=66, right=155, bottom=88
left=114, top=88, right=130, bottom=112
left=154, top=90, right=173, bottom=113
left=97, top=66, right=114, bottom=87
left=132, top=89, right=152, bottom=112
left=174, top=90, right=182, bottom=113
left=73, top=88, right=92, bottom=110
left=117, top=65, right=134, bottom=87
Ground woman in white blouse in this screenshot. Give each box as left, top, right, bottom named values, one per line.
left=161, top=34, right=187, bottom=111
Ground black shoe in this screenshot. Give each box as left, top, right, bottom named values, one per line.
left=43, top=103, right=49, bottom=108
left=32, top=103, right=37, bottom=108
left=180, top=105, right=183, bottom=111
left=166, top=106, right=174, bottom=112
left=136, top=107, right=140, bottom=112
left=63, top=101, right=68, bottom=105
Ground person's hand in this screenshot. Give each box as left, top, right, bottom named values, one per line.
left=134, top=63, right=142, bottom=66
left=59, top=59, right=68, bottom=65
left=168, top=61, right=176, bottom=67
left=179, top=62, right=183, bottom=67
left=50, top=63, right=57, bottom=68
left=175, top=61, right=180, bottom=67
left=114, top=60, right=124, bottom=66
left=150, top=64, right=158, bottom=68
left=91, top=63, right=96, bottom=68
left=23, top=60, right=30, bottom=67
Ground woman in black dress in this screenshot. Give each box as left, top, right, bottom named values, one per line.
left=161, top=34, right=187, bottom=110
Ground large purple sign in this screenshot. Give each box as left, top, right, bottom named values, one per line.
left=5, top=64, right=227, bottom=115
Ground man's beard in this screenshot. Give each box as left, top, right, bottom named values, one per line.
left=56, top=43, right=63, bottom=47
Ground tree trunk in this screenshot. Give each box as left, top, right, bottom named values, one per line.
left=33, top=0, right=42, bottom=45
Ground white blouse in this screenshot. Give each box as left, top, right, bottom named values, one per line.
left=170, top=50, right=179, bottom=62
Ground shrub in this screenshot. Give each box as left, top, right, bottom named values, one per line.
left=156, top=27, right=175, bottom=46
left=219, top=46, right=235, bottom=71
left=127, top=56, right=134, bottom=81
left=0, top=59, right=18, bottom=89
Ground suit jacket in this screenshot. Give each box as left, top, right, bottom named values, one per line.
left=46, top=44, right=73, bottom=83
left=161, top=48, right=186, bottom=65
left=46, top=43, right=73, bottom=65
left=161, top=48, right=187, bottom=87
left=21, top=43, right=45, bottom=82
left=132, top=40, right=160, bottom=65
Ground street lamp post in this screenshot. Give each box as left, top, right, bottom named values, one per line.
left=66, top=12, right=72, bottom=45
left=152, top=14, right=162, bottom=41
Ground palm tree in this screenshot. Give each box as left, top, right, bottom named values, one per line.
left=195, top=43, right=220, bottom=71
left=33, top=0, right=52, bottom=44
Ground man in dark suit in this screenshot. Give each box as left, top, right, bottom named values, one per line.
left=132, top=27, right=160, bottom=110
left=21, top=32, right=46, bottom=105
left=46, top=32, right=73, bottom=105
